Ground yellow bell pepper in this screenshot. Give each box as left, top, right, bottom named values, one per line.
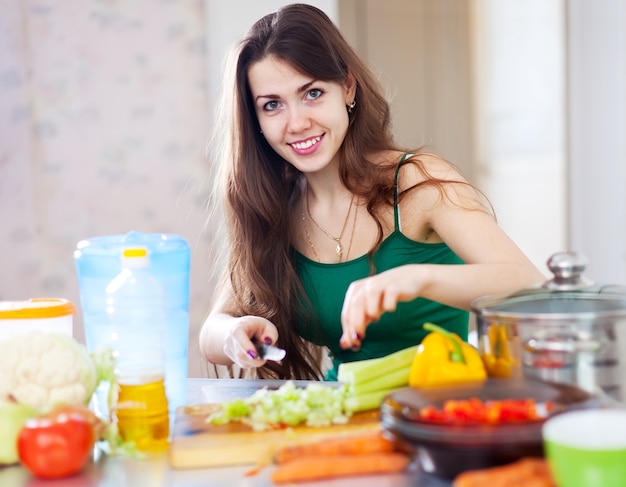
left=482, top=323, right=515, bottom=378
left=409, top=323, right=487, bottom=388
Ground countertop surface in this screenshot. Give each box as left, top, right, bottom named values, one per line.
left=0, top=379, right=452, bottom=487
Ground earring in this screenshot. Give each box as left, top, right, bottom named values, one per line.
left=347, top=100, right=356, bottom=114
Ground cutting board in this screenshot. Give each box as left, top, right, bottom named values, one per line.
left=168, top=403, right=381, bottom=469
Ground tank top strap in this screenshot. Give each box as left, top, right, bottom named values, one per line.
left=393, top=153, right=414, bottom=231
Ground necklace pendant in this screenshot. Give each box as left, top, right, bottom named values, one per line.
left=336, top=243, right=343, bottom=255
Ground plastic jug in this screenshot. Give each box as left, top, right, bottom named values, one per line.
left=74, top=231, right=190, bottom=417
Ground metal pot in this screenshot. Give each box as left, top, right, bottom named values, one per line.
left=472, top=251, right=626, bottom=403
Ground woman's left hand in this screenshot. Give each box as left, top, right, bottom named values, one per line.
left=339, top=266, right=424, bottom=349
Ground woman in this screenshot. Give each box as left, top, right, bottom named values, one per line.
left=199, top=3, right=544, bottom=381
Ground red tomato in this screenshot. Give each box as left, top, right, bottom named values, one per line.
left=17, top=411, right=95, bottom=479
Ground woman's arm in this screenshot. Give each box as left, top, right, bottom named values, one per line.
left=199, top=280, right=279, bottom=367
left=339, top=155, right=545, bottom=349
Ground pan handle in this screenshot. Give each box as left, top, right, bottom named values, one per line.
left=524, top=337, right=603, bottom=354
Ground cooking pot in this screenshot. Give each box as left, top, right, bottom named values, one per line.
left=472, top=251, right=626, bottom=403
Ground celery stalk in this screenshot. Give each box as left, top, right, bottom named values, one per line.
left=351, top=365, right=411, bottom=395
left=337, top=345, right=418, bottom=385
left=337, top=346, right=418, bottom=412
left=352, top=386, right=398, bottom=412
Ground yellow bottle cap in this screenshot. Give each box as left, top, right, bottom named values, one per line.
left=122, top=247, right=148, bottom=258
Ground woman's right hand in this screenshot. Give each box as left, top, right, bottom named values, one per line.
left=222, top=315, right=280, bottom=368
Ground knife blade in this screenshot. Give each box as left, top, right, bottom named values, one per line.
left=254, top=339, right=286, bottom=361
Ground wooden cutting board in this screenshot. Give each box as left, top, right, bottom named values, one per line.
left=168, top=404, right=381, bottom=469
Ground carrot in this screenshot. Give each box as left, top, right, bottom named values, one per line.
left=453, top=458, right=557, bottom=487
left=271, top=452, right=411, bottom=484
left=274, top=431, right=395, bottom=464
left=243, top=462, right=268, bottom=477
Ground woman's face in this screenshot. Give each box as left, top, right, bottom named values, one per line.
left=248, top=55, right=355, bottom=174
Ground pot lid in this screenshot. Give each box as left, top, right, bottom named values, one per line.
left=472, top=251, right=626, bottom=319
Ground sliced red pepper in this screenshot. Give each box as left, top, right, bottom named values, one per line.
left=418, top=398, right=553, bottom=425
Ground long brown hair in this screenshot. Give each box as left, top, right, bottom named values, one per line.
left=207, top=4, right=474, bottom=380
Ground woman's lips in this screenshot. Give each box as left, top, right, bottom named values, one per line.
left=289, top=135, right=323, bottom=155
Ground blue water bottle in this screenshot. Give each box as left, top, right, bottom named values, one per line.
left=74, top=231, right=190, bottom=419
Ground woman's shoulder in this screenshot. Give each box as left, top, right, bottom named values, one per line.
left=396, top=151, right=469, bottom=189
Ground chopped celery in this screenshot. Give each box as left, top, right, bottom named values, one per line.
left=208, top=398, right=251, bottom=425
left=206, top=381, right=356, bottom=431
left=337, top=345, right=418, bottom=385
left=351, top=365, right=411, bottom=395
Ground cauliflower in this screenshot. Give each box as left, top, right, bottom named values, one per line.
left=0, top=331, right=101, bottom=413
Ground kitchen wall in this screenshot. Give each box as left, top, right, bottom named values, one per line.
left=0, top=0, right=213, bottom=377
left=566, top=0, right=626, bottom=284
left=471, top=0, right=566, bottom=276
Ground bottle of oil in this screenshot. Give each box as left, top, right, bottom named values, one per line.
left=105, top=247, right=169, bottom=452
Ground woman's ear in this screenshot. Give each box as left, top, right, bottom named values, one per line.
left=344, top=72, right=357, bottom=103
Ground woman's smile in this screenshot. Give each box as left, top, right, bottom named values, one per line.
left=289, top=135, right=323, bottom=155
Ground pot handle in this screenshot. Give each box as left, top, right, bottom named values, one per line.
left=543, top=251, right=594, bottom=291
left=524, top=337, right=603, bottom=354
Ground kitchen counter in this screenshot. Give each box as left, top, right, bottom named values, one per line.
left=0, top=379, right=452, bottom=487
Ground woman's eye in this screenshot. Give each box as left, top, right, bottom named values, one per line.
left=306, top=88, right=323, bottom=100
left=263, top=100, right=281, bottom=111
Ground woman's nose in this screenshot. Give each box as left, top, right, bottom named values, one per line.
left=287, top=105, right=311, bottom=132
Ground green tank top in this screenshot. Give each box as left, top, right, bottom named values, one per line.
left=295, top=155, right=469, bottom=380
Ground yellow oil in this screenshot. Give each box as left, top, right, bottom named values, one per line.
left=113, top=375, right=170, bottom=453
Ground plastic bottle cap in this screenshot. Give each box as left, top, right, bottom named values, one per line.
left=122, top=248, right=148, bottom=258
left=0, top=298, right=75, bottom=319
left=121, top=247, right=149, bottom=268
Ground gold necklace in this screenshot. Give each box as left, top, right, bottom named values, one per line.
left=301, top=204, right=322, bottom=262
left=301, top=198, right=358, bottom=263
left=344, top=200, right=359, bottom=260
left=305, top=186, right=355, bottom=260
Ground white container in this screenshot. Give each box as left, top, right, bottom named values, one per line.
left=0, top=298, right=74, bottom=342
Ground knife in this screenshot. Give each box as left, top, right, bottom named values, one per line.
left=253, top=338, right=286, bottom=361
